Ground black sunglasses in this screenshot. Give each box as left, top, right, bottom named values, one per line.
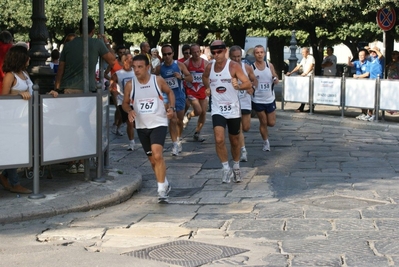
left=163, top=52, right=173, bottom=56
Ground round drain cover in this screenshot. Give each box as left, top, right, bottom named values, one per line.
left=149, top=244, right=223, bottom=261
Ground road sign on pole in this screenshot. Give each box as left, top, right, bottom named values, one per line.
left=376, top=7, right=396, bottom=31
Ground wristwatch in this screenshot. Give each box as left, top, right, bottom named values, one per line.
left=169, top=107, right=176, bottom=112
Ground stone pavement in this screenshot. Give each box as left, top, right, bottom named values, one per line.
left=1, top=102, right=399, bottom=266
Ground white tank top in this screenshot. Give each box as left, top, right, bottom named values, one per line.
left=252, top=62, right=275, bottom=104
left=11, top=71, right=33, bottom=95
left=237, top=62, right=252, bottom=110
left=129, top=75, right=168, bottom=129
left=209, top=59, right=240, bottom=118
left=115, top=68, right=135, bottom=106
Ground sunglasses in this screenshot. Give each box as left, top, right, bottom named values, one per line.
left=211, top=49, right=224, bottom=55
left=163, top=52, right=173, bottom=56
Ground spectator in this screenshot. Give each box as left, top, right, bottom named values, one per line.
left=49, top=49, right=60, bottom=73
left=347, top=49, right=370, bottom=120
left=0, top=30, right=13, bottom=94
left=0, top=45, right=33, bottom=194
left=286, top=47, right=315, bottom=112
left=48, top=17, right=116, bottom=174
left=387, top=50, right=399, bottom=80
left=321, top=46, right=337, bottom=77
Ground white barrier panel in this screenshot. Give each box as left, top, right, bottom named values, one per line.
left=380, top=80, right=399, bottom=111
left=0, top=99, right=31, bottom=168
left=284, top=76, right=309, bottom=102
left=101, top=93, right=108, bottom=152
left=42, top=95, right=97, bottom=164
left=345, top=78, right=375, bottom=109
left=313, top=77, right=341, bottom=105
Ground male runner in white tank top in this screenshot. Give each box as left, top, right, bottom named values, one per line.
left=229, top=45, right=257, bottom=162
left=122, top=54, right=176, bottom=203
left=252, top=45, right=279, bottom=152
left=202, top=40, right=252, bottom=184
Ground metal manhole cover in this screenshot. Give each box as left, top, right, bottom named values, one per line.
left=296, top=195, right=388, bottom=210
left=125, top=240, right=249, bottom=267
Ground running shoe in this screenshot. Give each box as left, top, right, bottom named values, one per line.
left=222, top=168, right=233, bottom=183
left=262, top=140, right=270, bottom=152
left=158, top=184, right=171, bottom=203
left=240, top=149, right=248, bottom=162
left=77, top=164, right=84, bottom=173
left=66, top=164, right=77, bottom=174
left=171, top=143, right=179, bottom=156
left=233, top=168, right=242, bottom=183
left=193, top=132, right=205, bottom=142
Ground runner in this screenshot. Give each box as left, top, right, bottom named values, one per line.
left=122, top=54, right=175, bottom=203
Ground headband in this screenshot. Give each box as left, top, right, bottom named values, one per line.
left=210, top=44, right=226, bottom=50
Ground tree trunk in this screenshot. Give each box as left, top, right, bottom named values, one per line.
left=109, top=29, right=124, bottom=47
left=308, top=26, right=322, bottom=76
left=228, top=26, right=247, bottom=48
left=143, top=29, right=161, bottom=50
left=170, top=28, right=180, bottom=60
left=268, top=36, right=285, bottom=79
left=196, top=28, right=210, bottom=46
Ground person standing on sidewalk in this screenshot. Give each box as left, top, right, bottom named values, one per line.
left=122, top=54, right=175, bottom=203
left=251, top=45, right=279, bottom=152
left=203, top=40, right=252, bottom=183
left=0, top=45, right=33, bottom=194
left=48, top=17, right=116, bottom=174
left=286, top=47, right=315, bottom=112
left=229, top=45, right=256, bottom=161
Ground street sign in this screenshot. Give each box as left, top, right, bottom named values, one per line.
left=377, top=7, right=396, bottom=31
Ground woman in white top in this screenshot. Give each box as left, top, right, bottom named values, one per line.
left=0, top=45, right=33, bottom=194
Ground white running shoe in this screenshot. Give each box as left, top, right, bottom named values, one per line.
left=171, top=143, right=179, bottom=156
left=240, top=150, right=248, bottom=162
left=158, top=184, right=171, bottom=203
left=262, top=140, right=270, bottom=151
left=66, top=164, right=77, bottom=174
left=360, top=114, right=371, bottom=121
left=127, top=141, right=136, bottom=151
left=367, top=115, right=375, bottom=121
left=222, top=168, right=233, bottom=183
left=232, top=168, right=242, bottom=183
left=355, top=114, right=366, bottom=120
left=77, top=164, right=84, bottom=173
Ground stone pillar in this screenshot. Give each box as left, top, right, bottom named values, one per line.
left=28, top=0, right=54, bottom=94
left=288, top=30, right=298, bottom=72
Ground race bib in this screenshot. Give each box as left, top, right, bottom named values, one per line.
left=218, top=101, right=233, bottom=115
left=165, top=77, right=179, bottom=89
left=259, top=82, right=270, bottom=91
left=192, top=73, right=203, bottom=83
left=137, top=98, right=158, bottom=114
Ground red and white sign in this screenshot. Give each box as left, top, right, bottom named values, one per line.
left=376, top=7, right=396, bottom=31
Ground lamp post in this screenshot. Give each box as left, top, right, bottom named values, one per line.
left=28, top=0, right=54, bottom=94
left=288, top=30, right=298, bottom=72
